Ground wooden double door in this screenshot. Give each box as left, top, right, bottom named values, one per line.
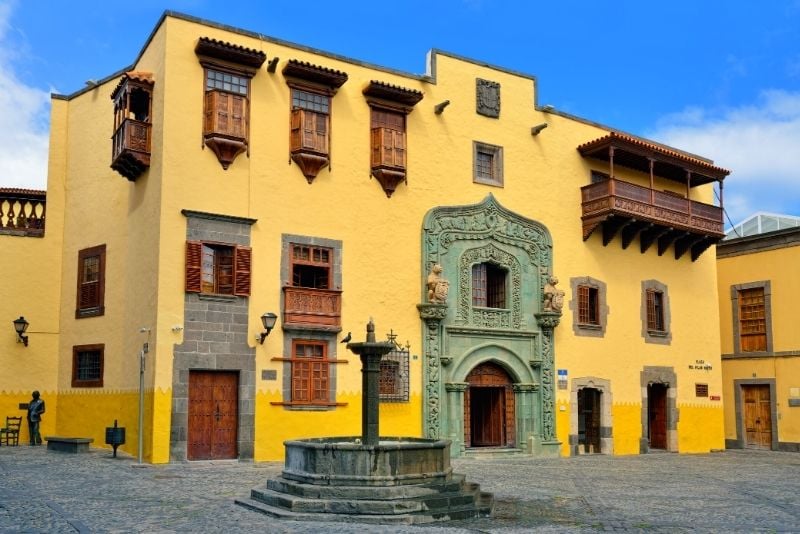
left=647, top=383, right=668, bottom=450
left=743, top=384, right=772, bottom=449
left=464, top=362, right=515, bottom=448
left=188, top=371, right=239, bottom=460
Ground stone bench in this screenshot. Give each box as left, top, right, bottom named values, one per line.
left=44, top=436, right=93, bottom=453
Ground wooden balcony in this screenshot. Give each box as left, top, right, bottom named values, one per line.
left=0, top=188, right=45, bottom=237
left=582, top=178, right=724, bottom=261
left=283, top=286, right=342, bottom=330
left=111, top=118, right=151, bottom=181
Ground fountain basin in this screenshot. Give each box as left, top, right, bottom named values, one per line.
left=283, top=436, right=451, bottom=486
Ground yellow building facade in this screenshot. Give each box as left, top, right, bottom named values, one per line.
left=1, top=12, right=729, bottom=462
left=717, top=223, right=800, bottom=451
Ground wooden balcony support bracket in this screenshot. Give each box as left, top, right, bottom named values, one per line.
left=658, top=229, right=686, bottom=256
left=674, top=233, right=705, bottom=260
left=640, top=225, right=672, bottom=254
left=601, top=216, right=632, bottom=247
left=622, top=220, right=650, bottom=250
left=690, top=237, right=718, bottom=262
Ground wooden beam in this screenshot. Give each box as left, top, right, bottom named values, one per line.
left=658, top=230, right=686, bottom=256
left=691, top=238, right=718, bottom=261
left=602, top=216, right=630, bottom=246
left=674, top=233, right=704, bottom=260
left=640, top=225, right=672, bottom=254
left=622, top=221, right=649, bottom=250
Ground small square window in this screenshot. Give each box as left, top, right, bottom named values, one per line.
left=72, top=344, right=104, bottom=388
left=473, top=142, right=503, bottom=186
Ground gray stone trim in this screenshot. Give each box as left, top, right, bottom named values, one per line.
left=171, top=214, right=255, bottom=462
left=569, top=277, right=609, bottom=337
left=569, top=376, right=613, bottom=456
left=777, top=441, right=800, bottom=452
left=730, top=280, right=773, bottom=355
left=278, top=330, right=340, bottom=410
left=640, top=280, right=671, bottom=345
left=640, top=366, right=677, bottom=453
left=278, top=234, right=343, bottom=409
left=181, top=209, right=257, bottom=226
left=472, top=141, right=504, bottom=187
left=732, top=378, right=778, bottom=451
left=717, top=226, right=800, bottom=258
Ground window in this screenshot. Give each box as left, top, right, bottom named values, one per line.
left=641, top=280, right=671, bottom=344
left=646, top=289, right=665, bottom=332
left=473, top=142, right=503, bottom=186
left=578, top=285, right=600, bottom=325
left=185, top=241, right=251, bottom=296
left=738, top=287, right=767, bottom=352
left=472, top=263, right=507, bottom=308
left=570, top=277, right=608, bottom=337
left=380, top=346, right=410, bottom=402
left=291, top=245, right=331, bottom=289
left=195, top=37, right=265, bottom=169
left=76, top=245, right=106, bottom=318
left=282, top=59, right=348, bottom=182
left=591, top=170, right=609, bottom=183
left=72, top=344, right=104, bottom=387
left=290, top=341, right=329, bottom=403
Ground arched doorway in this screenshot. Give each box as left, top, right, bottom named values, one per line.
left=464, top=362, right=515, bottom=448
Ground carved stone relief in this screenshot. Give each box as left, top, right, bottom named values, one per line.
left=476, top=78, right=501, bottom=118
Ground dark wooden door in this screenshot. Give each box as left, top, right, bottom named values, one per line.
left=578, top=388, right=601, bottom=453
left=743, top=385, right=772, bottom=449
left=648, top=383, right=667, bottom=449
left=188, top=371, right=238, bottom=460
left=464, top=362, right=515, bottom=448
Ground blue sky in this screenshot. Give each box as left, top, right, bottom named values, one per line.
left=2, top=0, right=799, bottom=227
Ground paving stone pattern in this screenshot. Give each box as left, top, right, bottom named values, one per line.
left=0, top=446, right=798, bottom=533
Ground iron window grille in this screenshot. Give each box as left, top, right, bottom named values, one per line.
left=380, top=332, right=410, bottom=402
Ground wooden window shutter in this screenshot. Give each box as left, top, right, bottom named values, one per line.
left=370, top=128, right=383, bottom=166
left=185, top=241, right=203, bottom=293
left=393, top=130, right=406, bottom=168
left=646, top=289, right=657, bottom=330
left=578, top=285, right=590, bottom=324
left=203, top=91, right=217, bottom=134
left=230, top=94, right=246, bottom=138
left=290, top=108, right=303, bottom=151
left=233, top=246, right=252, bottom=296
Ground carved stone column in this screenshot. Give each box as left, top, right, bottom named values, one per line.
left=444, top=382, right=468, bottom=455
left=535, top=311, right=562, bottom=448
left=512, top=382, right=539, bottom=452
left=418, top=303, right=448, bottom=439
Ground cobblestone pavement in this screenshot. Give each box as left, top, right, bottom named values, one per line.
left=0, top=446, right=798, bottom=533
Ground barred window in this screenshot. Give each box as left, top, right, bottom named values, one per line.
left=206, top=69, right=248, bottom=95
left=380, top=346, right=410, bottom=402
left=578, top=285, right=599, bottom=325
left=472, top=263, right=507, bottom=308
left=72, top=344, right=104, bottom=388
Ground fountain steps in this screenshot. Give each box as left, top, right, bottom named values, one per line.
left=236, top=476, right=493, bottom=524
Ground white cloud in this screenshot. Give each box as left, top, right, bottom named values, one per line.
left=648, top=90, right=800, bottom=225
left=0, top=1, right=50, bottom=190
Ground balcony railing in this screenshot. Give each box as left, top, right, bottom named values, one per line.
left=111, top=118, right=151, bottom=181
left=581, top=178, right=724, bottom=260
left=0, top=189, right=45, bottom=237
left=283, top=286, right=342, bottom=329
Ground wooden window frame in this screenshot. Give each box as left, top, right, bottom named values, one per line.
left=577, top=285, right=600, bottom=326
left=641, top=280, right=671, bottom=344
left=291, top=244, right=332, bottom=290
left=473, top=141, right=503, bottom=187
left=738, top=287, right=767, bottom=352
left=185, top=240, right=251, bottom=297
left=200, top=63, right=253, bottom=169
left=72, top=344, right=104, bottom=388
left=270, top=339, right=348, bottom=407
left=731, top=281, right=772, bottom=354
left=76, top=245, right=106, bottom=318
left=472, top=262, right=508, bottom=309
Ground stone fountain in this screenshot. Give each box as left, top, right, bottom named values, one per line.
left=236, top=320, right=493, bottom=524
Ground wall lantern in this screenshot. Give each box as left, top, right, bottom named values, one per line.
left=259, top=312, right=278, bottom=344
left=13, top=316, right=29, bottom=346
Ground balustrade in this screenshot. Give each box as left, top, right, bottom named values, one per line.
left=0, top=189, right=45, bottom=236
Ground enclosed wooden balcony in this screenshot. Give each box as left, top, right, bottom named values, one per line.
left=283, top=286, right=342, bottom=330
left=578, top=132, right=730, bottom=261
left=0, top=188, right=45, bottom=237
left=110, top=71, right=154, bottom=181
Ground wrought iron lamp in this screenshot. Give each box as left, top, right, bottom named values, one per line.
left=13, top=316, right=29, bottom=346
left=259, top=312, right=278, bottom=344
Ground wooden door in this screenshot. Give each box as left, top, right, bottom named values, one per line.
left=743, top=385, right=772, bottom=449
left=188, top=371, right=238, bottom=460
left=648, top=383, right=667, bottom=449
left=578, top=388, right=601, bottom=453
left=464, top=362, right=515, bottom=448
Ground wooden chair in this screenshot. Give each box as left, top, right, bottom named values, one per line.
left=0, top=416, right=22, bottom=446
